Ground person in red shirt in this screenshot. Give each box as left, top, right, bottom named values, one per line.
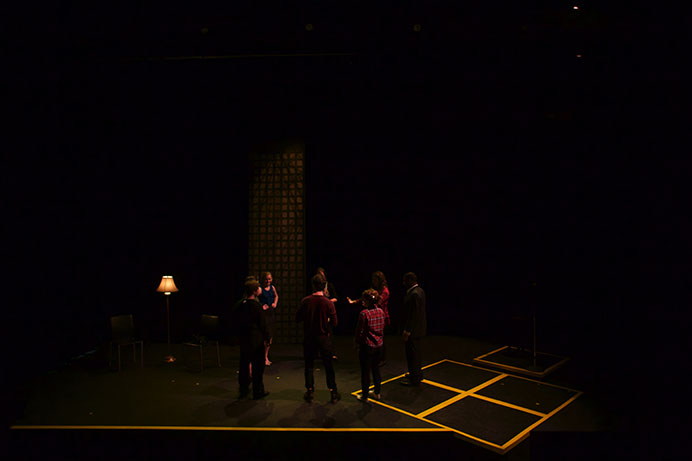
left=354, top=288, right=386, bottom=402
left=348, top=270, right=391, bottom=366
left=371, top=271, right=390, bottom=326
left=296, top=273, right=340, bottom=404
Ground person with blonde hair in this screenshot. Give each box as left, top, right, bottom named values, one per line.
left=316, top=267, right=339, bottom=360
left=258, top=271, right=278, bottom=366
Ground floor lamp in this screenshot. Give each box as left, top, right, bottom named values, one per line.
left=157, top=275, right=179, bottom=363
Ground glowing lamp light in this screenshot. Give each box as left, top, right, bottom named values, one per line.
left=157, top=275, right=179, bottom=295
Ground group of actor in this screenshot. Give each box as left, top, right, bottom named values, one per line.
left=230, top=269, right=427, bottom=403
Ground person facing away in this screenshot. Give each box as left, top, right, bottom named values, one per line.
left=231, top=279, right=270, bottom=399
left=354, top=288, right=386, bottom=403
left=400, top=272, right=427, bottom=386
left=346, top=270, right=391, bottom=366
left=296, top=273, right=341, bottom=404
left=258, top=271, right=278, bottom=366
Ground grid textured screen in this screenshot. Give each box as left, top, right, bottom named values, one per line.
left=249, top=143, right=306, bottom=344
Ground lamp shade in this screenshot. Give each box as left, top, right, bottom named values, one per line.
left=156, top=275, right=179, bottom=294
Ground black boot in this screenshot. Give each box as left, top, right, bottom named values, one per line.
left=304, top=388, right=314, bottom=403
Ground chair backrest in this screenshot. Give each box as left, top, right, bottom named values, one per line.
left=200, top=314, right=220, bottom=340
left=111, top=314, right=136, bottom=341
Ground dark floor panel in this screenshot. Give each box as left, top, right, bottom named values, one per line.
left=476, top=376, right=579, bottom=414
left=423, top=360, right=502, bottom=391
left=380, top=378, right=459, bottom=415
left=427, top=395, right=541, bottom=447
left=475, top=347, right=567, bottom=377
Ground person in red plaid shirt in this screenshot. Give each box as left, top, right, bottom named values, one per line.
left=354, top=288, right=386, bottom=402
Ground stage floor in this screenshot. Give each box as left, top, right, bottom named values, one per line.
left=9, top=335, right=617, bottom=459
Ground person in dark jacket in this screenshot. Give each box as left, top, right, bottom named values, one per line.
left=400, top=272, right=427, bottom=386
left=231, top=279, right=270, bottom=399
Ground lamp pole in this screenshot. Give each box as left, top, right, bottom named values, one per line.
left=164, top=293, right=176, bottom=363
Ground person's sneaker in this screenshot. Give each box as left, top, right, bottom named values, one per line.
left=330, top=389, right=341, bottom=403
left=253, top=391, right=269, bottom=400
left=303, top=389, right=314, bottom=403
left=399, top=378, right=421, bottom=387
left=368, top=391, right=381, bottom=400
left=356, top=393, right=368, bottom=403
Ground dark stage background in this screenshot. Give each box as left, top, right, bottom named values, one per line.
left=3, top=3, right=688, bottom=438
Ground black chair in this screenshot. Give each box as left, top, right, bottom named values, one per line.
left=183, top=314, right=222, bottom=372
left=109, top=314, right=144, bottom=371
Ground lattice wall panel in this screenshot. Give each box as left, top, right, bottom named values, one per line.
left=249, top=143, right=305, bottom=344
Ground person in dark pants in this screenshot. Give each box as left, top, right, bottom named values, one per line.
left=316, top=267, right=340, bottom=360
left=296, top=273, right=341, bottom=404
left=400, top=272, right=427, bottom=386
left=354, top=289, right=386, bottom=402
left=232, top=279, right=270, bottom=399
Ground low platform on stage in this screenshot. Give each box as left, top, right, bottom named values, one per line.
left=473, top=346, right=569, bottom=379
left=8, top=336, right=615, bottom=460
left=353, top=359, right=581, bottom=454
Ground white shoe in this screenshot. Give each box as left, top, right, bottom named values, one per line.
left=368, top=391, right=381, bottom=400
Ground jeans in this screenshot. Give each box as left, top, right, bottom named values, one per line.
left=303, top=335, right=337, bottom=390
left=359, top=345, right=383, bottom=395
left=239, top=342, right=266, bottom=397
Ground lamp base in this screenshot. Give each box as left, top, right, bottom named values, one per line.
left=163, top=355, right=176, bottom=363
